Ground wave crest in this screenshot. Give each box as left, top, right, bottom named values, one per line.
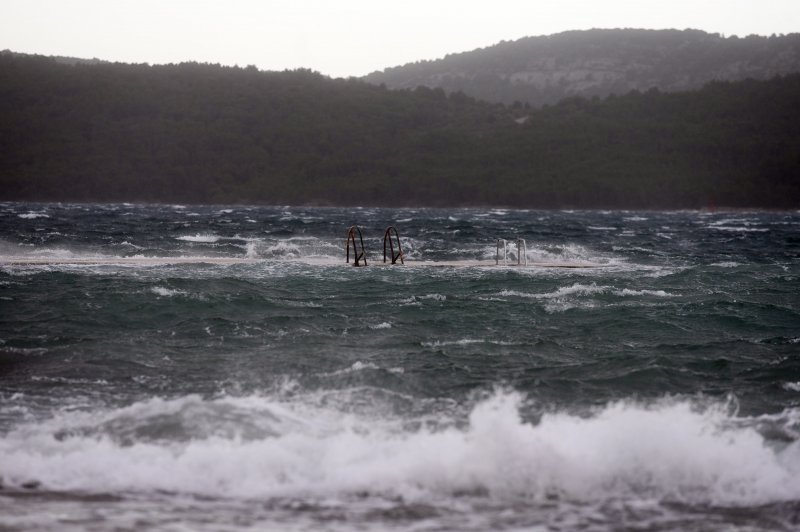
left=1, top=392, right=798, bottom=506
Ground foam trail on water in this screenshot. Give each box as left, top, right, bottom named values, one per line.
left=1, top=392, right=798, bottom=506
left=176, top=234, right=221, bottom=243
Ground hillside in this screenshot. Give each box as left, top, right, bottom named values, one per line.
left=1, top=52, right=799, bottom=208
left=364, top=29, right=800, bottom=106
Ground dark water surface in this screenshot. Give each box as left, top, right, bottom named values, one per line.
left=1, top=203, right=799, bottom=531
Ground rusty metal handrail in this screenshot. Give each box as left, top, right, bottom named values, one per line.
left=383, top=226, right=404, bottom=265
left=346, top=225, right=367, bottom=266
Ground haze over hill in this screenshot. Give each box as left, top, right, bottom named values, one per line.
left=1, top=50, right=798, bottom=208
left=364, top=29, right=800, bottom=106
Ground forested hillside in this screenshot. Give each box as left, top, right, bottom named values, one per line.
left=364, top=29, right=800, bottom=106
left=1, top=52, right=798, bottom=208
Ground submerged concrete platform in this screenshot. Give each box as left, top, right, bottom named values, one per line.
left=1, top=256, right=602, bottom=268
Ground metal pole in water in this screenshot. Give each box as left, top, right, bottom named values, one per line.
left=496, top=239, right=507, bottom=265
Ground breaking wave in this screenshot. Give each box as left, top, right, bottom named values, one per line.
left=2, top=392, right=798, bottom=507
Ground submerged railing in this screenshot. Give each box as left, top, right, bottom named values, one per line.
left=346, top=226, right=530, bottom=267
left=345, top=225, right=406, bottom=266
left=496, top=238, right=508, bottom=265
left=496, top=238, right=527, bottom=266
left=345, top=225, right=367, bottom=266
left=383, top=226, right=404, bottom=265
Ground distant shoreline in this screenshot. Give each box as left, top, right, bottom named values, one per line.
left=3, top=53, right=798, bottom=210
left=4, top=200, right=797, bottom=214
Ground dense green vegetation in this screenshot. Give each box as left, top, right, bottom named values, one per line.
left=365, top=29, right=800, bottom=107
left=1, top=52, right=798, bottom=208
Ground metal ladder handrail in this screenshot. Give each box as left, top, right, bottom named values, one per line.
left=517, top=238, right=527, bottom=266
left=345, top=225, right=367, bottom=266
left=383, top=226, right=404, bottom=265
left=496, top=238, right=508, bottom=265
left=496, top=237, right=527, bottom=266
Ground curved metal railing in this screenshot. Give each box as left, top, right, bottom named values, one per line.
left=383, top=226, right=404, bottom=265
left=345, top=225, right=367, bottom=266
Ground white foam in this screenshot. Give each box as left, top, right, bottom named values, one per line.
left=176, top=234, right=220, bottom=243
left=422, top=339, right=482, bottom=347
left=422, top=339, right=513, bottom=348
left=151, top=287, right=187, bottom=297
left=710, top=227, right=769, bottom=233
left=708, top=218, right=756, bottom=226
left=546, top=283, right=607, bottom=298
left=523, top=243, right=611, bottom=266
left=319, top=362, right=409, bottom=378
left=419, top=294, right=446, bottom=301
left=1, top=393, right=798, bottom=507
left=244, top=241, right=259, bottom=259
left=498, top=283, right=672, bottom=313
left=231, top=237, right=342, bottom=261
left=347, top=361, right=380, bottom=373
left=500, top=283, right=608, bottom=300
left=369, top=322, right=392, bottom=330
left=613, top=288, right=672, bottom=297
left=18, top=212, right=49, bottom=219
left=263, top=241, right=302, bottom=258
left=500, top=284, right=671, bottom=300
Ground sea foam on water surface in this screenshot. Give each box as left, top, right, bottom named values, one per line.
left=17, top=212, right=49, bottom=219
left=1, top=391, right=798, bottom=507
left=175, top=234, right=221, bottom=243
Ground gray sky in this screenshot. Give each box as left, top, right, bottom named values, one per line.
left=2, top=0, right=798, bottom=78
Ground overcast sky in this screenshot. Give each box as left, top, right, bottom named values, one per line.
left=2, top=0, right=798, bottom=78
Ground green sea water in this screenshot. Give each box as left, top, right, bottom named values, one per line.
left=1, top=203, right=799, bottom=531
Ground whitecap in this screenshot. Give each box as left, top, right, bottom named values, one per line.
left=422, top=339, right=482, bottom=348
left=499, top=283, right=608, bottom=300
left=2, top=392, right=798, bottom=506
left=710, top=227, right=769, bottom=233
left=421, top=339, right=513, bottom=348
left=613, top=288, right=672, bottom=297
left=151, top=287, right=187, bottom=297
left=176, top=234, right=220, bottom=243
left=400, top=294, right=446, bottom=305
left=320, top=361, right=382, bottom=377
left=712, top=261, right=741, bottom=268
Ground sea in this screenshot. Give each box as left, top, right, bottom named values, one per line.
left=1, top=203, right=799, bottom=531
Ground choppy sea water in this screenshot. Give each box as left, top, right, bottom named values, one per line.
left=1, top=203, right=799, bottom=531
